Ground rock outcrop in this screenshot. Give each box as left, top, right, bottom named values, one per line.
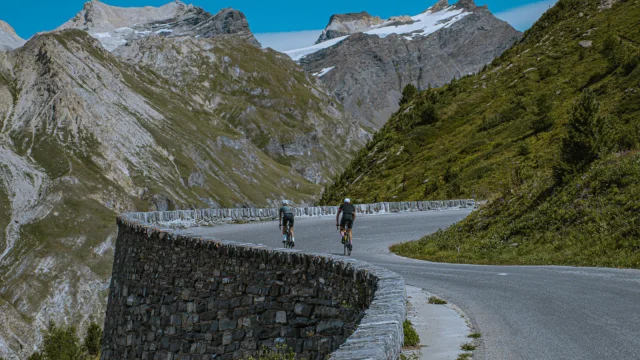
left=57, top=0, right=259, bottom=51
left=0, top=20, right=25, bottom=50
left=316, top=12, right=384, bottom=44
left=287, top=0, right=522, bottom=128
left=0, top=20, right=365, bottom=359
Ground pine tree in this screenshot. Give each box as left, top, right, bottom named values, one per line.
left=555, top=89, right=616, bottom=182
left=84, top=321, right=103, bottom=357
left=399, top=83, right=418, bottom=106
left=41, top=321, right=84, bottom=360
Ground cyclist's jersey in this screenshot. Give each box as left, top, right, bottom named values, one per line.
left=280, top=206, right=293, bottom=215
left=339, top=203, right=355, bottom=215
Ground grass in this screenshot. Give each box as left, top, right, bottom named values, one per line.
left=456, top=353, right=472, bottom=360
left=323, top=0, right=640, bottom=268
left=403, top=320, right=420, bottom=347
left=428, top=296, right=448, bottom=305
left=461, top=343, right=476, bottom=351
left=468, top=333, right=482, bottom=339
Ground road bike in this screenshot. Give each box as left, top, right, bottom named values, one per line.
left=338, top=227, right=353, bottom=256
left=282, top=223, right=294, bottom=249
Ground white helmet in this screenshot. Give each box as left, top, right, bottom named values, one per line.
left=282, top=200, right=289, bottom=205
left=344, top=198, right=351, bottom=203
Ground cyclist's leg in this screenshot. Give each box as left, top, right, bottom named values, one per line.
left=290, top=218, right=295, bottom=242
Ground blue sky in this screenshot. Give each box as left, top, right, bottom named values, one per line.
left=3, top=0, right=557, bottom=49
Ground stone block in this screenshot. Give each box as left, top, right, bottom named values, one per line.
left=294, top=303, right=314, bottom=317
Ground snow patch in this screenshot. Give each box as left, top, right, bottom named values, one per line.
left=285, top=6, right=470, bottom=61
left=155, top=29, right=174, bottom=34
left=313, top=66, right=336, bottom=77
left=93, top=32, right=112, bottom=39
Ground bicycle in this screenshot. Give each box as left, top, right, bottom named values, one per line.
left=282, top=223, right=294, bottom=248
left=337, top=226, right=352, bottom=256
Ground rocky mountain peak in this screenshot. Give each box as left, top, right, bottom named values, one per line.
left=431, top=0, right=450, bottom=12
left=58, top=1, right=259, bottom=51
left=453, top=0, right=477, bottom=11
left=0, top=20, right=18, bottom=36
left=316, top=11, right=384, bottom=44
left=0, top=19, right=26, bottom=50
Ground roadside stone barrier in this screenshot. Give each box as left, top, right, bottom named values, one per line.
left=125, top=199, right=475, bottom=227
left=103, top=200, right=471, bottom=359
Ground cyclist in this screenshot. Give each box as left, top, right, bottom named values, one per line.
left=279, top=200, right=295, bottom=246
left=336, top=198, right=356, bottom=244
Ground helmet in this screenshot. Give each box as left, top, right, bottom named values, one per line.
left=344, top=198, right=351, bottom=203
left=282, top=200, right=289, bottom=205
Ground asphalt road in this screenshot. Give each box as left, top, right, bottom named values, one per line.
left=183, top=210, right=640, bottom=360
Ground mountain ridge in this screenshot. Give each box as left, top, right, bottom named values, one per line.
left=0, top=17, right=365, bottom=358
left=0, top=20, right=26, bottom=50
left=57, top=0, right=260, bottom=51
left=291, top=1, right=521, bottom=128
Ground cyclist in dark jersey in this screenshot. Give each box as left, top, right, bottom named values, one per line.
left=279, top=200, right=295, bottom=245
left=336, top=198, right=356, bottom=242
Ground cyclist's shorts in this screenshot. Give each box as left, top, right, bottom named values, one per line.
left=283, top=213, right=294, bottom=227
left=340, top=214, right=354, bottom=229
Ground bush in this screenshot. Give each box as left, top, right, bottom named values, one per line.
left=555, top=89, right=617, bottom=182
left=530, top=94, right=554, bottom=133
left=418, top=104, right=439, bottom=126
left=40, top=321, right=84, bottom=360
left=84, top=321, right=102, bottom=356
left=479, top=114, right=506, bottom=131
left=400, top=83, right=418, bottom=106
left=403, top=320, right=420, bottom=347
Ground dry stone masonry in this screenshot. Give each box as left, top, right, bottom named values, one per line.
left=103, top=200, right=472, bottom=359
left=127, top=199, right=475, bottom=228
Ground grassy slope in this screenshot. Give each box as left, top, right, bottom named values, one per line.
left=324, top=0, right=640, bottom=267
left=321, top=0, right=640, bottom=205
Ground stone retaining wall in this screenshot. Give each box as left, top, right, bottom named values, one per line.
left=102, top=213, right=407, bottom=360
left=126, top=199, right=475, bottom=227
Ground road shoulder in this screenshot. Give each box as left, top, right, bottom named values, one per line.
left=402, top=286, right=474, bottom=360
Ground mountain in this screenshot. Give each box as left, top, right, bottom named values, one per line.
left=0, top=5, right=366, bottom=357
left=322, top=0, right=640, bottom=267
left=57, top=0, right=259, bottom=51
left=284, top=0, right=521, bottom=128
left=0, top=20, right=26, bottom=50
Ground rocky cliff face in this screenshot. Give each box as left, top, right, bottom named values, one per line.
left=58, top=0, right=259, bottom=51
left=0, top=20, right=25, bottom=50
left=0, top=13, right=365, bottom=358
left=287, top=0, right=521, bottom=128
left=316, top=12, right=384, bottom=43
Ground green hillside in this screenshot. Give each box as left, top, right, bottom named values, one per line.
left=321, top=0, right=640, bottom=267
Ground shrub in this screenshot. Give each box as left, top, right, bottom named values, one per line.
left=418, top=104, right=439, bottom=126
left=555, top=89, right=617, bottom=182
left=479, top=114, right=506, bottom=131
left=84, top=321, right=103, bottom=356
left=41, top=321, right=84, bottom=360
left=400, top=83, right=418, bottom=106
left=530, top=94, right=554, bottom=133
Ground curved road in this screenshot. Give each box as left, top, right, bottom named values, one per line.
left=182, top=210, right=640, bottom=360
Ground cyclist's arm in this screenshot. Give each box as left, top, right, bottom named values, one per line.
left=279, top=209, right=282, bottom=226
left=336, top=208, right=341, bottom=226
left=353, top=211, right=356, bottom=222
